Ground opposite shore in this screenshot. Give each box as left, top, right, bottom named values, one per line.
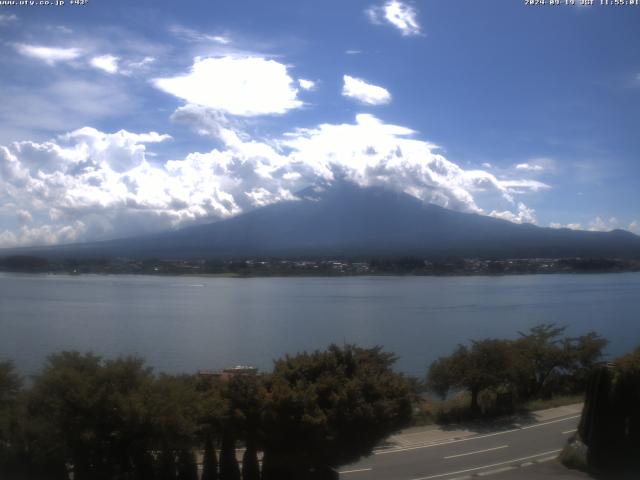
left=2, top=255, right=640, bottom=277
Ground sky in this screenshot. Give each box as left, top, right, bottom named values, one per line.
left=0, top=0, right=639, bottom=247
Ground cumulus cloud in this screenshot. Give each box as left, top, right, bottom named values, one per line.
left=549, top=222, right=582, bottom=230
left=552, top=216, right=636, bottom=233
left=366, top=1, right=421, bottom=36
left=153, top=56, right=303, bottom=116
left=0, top=115, right=547, bottom=247
left=14, top=44, right=82, bottom=64
left=587, top=216, right=620, bottom=232
left=298, top=78, right=316, bottom=91
left=90, top=54, right=119, bottom=74
left=281, top=114, right=546, bottom=214
left=169, top=104, right=232, bottom=139
left=489, top=203, right=537, bottom=225
left=550, top=218, right=640, bottom=234
left=342, top=75, right=391, bottom=105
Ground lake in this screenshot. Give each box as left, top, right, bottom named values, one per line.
left=1, top=272, right=639, bottom=377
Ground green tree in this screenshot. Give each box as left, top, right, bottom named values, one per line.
left=426, top=339, right=513, bottom=414
left=425, top=356, right=456, bottom=400
left=26, top=352, right=203, bottom=479
left=513, top=324, right=569, bottom=398
left=27, top=353, right=166, bottom=479
left=145, top=374, right=201, bottom=452
left=0, top=360, right=23, bottom=476
left=27, top=351, right=103, bottom=479
left=512, top=325, right=607, bottom=398
left=220, top=374, right=264, bottom=475
left=563, top=331, right=608, bottom=392
left=261, top=344, right=412, bottom=479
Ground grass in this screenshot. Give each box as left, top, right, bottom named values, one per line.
left=519, top=394, right=584, bottom=413
left=411, top=392, right=584, bottom=427
left=412, top=393, right=474, bottom=426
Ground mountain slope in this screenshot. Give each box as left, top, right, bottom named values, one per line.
left=4, top=182, right=640, bottom=260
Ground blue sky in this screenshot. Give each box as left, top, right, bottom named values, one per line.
left=0, top=0, right=638, bottom=246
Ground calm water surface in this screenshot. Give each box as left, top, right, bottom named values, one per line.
left=1, top=272, right=639, bottom=376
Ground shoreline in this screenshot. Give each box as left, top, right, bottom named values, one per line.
left=1, top=269, right=639, bottom=279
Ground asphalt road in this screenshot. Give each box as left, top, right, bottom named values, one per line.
left=339, top=413, right=581, bottom=480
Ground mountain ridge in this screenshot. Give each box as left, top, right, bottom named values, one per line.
left=2, top=182, right=640, bottom=260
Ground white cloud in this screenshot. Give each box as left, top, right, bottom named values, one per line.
left=119, top=56, right=155, bottom=75
left=47, top=25, right=73, bottom=34
left=169, top=26, right=231, bottom=45
left=549, top=222, right=582, bottom=230
left=489, top=203, right=537, bottom=225
left=0, top=223, right=87, bottom=249
left=14, top=44, right=82, bottom=65
left=345, top=49, right=362, bottom=55
left=0, top=80, right=134, bottom=142
left=153, top=56, right=303, bottom=116
left=0, top=115, right=548, bottom=247
left=298, top=78, right=316, bottom=91
left=210, top=35, right=231, bottom=45
left=169, top=104, right=235, bottom=140
left=481, top=162, right=492, bottom=169
left=588, top=216, right=619, bottom=232
left=281, top=114, right=545, bottom=214
left=515, top=162, right=544, bottom=172
left=366, top=1, right=421, bottom=36
left=498, top=179, right=549, bottom=193
left=0, top=14, right=17, bottom=24
left=128, top=56, right=155, bottom=69
left=90, top=54, right=119, bottom=74
left=342, top=75, right=391, bottom=105
left=550, top=218, right=639, bottom=234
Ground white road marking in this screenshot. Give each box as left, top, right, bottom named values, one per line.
left=376, top=415, right=580, bottom=455
left=476, top=466, right=514, bottom=476
left=339, top=468, right=373, bottom=474
left=562, top=429, right=577, bottom=434
left=410, top=449, right=562, bottom=480
left=444, top=445, right=508, bottom=459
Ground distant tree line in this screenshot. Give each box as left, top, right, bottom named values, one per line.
left=2, top=255, right=639, bottom=276
left=0, top=345, right=413, bottom=480
left=426, top=324, right=609, bottom=416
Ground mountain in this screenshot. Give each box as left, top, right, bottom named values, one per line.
left=4, top=182, right=640, bottom=260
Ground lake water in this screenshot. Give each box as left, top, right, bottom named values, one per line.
left=1, top=272, right=639, bottom=377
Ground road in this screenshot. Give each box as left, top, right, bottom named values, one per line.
left=339, top=412, right=580, bottom=480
